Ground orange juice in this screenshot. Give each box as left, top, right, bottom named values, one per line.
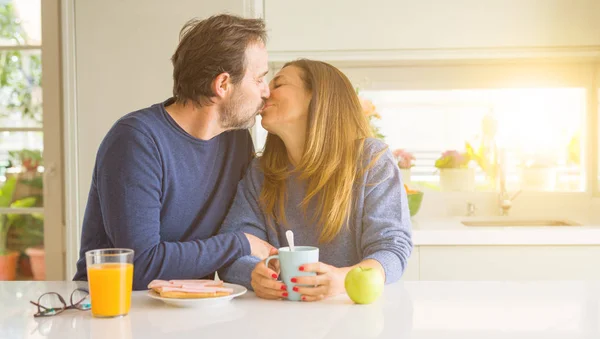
left=87, top=263, right=133, bottom=317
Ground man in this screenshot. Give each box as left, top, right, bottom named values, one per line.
left=74, top=14, right=273, bottom=290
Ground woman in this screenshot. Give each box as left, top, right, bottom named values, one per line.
left=219, top=59, right=412, bottom=301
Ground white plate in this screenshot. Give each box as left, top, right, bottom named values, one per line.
left=147, top=283, right=247, bottom=308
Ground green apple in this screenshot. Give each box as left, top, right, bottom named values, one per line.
left=344, top=267, right=384, bottom=304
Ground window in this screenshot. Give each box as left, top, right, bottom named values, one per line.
left=360, top=88, right=586, bottom=192
left=0, top=0, right=44, bottom=281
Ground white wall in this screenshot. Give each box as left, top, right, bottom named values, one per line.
left=74, top=0, right=244, bottom=220
left=265, top=0, right=600, bottom=53
left=69, top=0, right=245, bottom=276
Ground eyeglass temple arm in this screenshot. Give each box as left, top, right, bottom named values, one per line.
left=29, top=300, right=51, bottom=311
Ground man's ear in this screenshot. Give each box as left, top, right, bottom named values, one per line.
left=212, top=72, right=232, bottom=99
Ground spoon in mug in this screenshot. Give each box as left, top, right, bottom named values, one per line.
left=286, top=230, right=295, bottom=252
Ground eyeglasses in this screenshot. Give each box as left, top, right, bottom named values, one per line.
left=30, top=288, right=91, bottom=317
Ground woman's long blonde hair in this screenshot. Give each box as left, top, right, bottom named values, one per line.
left=260, top=59, right=379, bottom=243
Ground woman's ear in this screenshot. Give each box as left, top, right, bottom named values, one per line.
left=212, top=72, right=232, bottom=99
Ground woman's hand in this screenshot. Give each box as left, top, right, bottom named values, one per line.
left=290, top=262, right=348, bottom=302
left=251, top=254, right=288, bottom=300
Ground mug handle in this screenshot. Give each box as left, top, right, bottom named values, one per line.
left=264, top=255, right=279, bottom=271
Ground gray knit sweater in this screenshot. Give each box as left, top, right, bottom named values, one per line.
left=218, top=138, right=413, bottom=289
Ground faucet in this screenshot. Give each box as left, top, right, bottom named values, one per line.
left=498, top=189, right=521, bottom=216
left=466, top=202, right=477, bottom=216
left=497, top=148, right=521, bottom=216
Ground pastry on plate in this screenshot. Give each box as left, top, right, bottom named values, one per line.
left=148, top=279, right=234, bottom=299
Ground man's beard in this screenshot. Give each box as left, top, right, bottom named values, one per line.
left=220, top=90, right=264, bottom=129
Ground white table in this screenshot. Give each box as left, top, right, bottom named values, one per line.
left=1, top=280, right=599, bottom=339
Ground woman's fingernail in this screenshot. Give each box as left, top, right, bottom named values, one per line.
left=293, top=286, right=299, bottom=292
left=281, top=285, right=287, bottom=290
left=302, top=296, right=306, bottom=301
left=283, top=292, right=288, bottom=297
left=272, top=274, right=278, bottom=279
left=291, top=278, right=298, bottom=283
left=299, top=266, right=305, bottom=271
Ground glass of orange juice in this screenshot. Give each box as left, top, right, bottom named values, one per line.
left=86, top=248, right=134, bottom=318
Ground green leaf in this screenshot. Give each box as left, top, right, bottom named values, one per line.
left=0, top=177, right=17, bottom=207
left=7, top=197, right=37, bottom=224
left=435, top=157, right=452, bottom=169
left=19, top=176, right=43, bottom=189
left=465, top=142, right=476, bottom=158
left=0, top=216, right=8, bottom=254
left=10, top=197, right=37, bottom=208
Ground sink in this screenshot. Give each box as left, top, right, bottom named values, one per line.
left=462, top=219, right=580, bottom=227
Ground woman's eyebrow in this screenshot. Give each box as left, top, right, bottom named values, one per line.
left=272, top=75, right=285, bottom=83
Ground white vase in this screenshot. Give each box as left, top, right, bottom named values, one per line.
left=400, top=169, right=411, bottom=184
left=520, top=168, right=557, bottom=191
left=439, top=168, right=475, bottom=192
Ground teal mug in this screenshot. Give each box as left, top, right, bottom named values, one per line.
left=265, top=246, right=319, bottom=301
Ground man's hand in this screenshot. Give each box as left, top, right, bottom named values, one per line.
left=244, top=233, right=276, bottom=260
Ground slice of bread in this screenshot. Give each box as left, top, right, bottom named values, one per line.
left=158, top=290, right=231, bottom=299
left=148, top=278, right=234, bottom=299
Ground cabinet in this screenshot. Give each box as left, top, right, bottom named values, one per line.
left=264, top=0, right=600, bottom=60
left=401, top=247, right=419, bottom=281
left=419, top=245, right=600, bottom=280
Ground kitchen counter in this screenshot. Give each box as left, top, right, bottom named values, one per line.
left=2, top=280, right=599, bottom=339
left=412, top=216, right=600, bottom=245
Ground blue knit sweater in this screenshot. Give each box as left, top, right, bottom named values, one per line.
left=219, top=138, right=413, bottom=289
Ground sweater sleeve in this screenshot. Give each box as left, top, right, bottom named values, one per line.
left=94, top=123, right=251, bottom=290
left=217, top=160, right=268, bottom=290
left=360, top=144, right=413, bottom=284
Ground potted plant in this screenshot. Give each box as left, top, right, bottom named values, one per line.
left=0, top=177, right=19, bottom=280
left=7, top=200, right=43, bottom=280
left=0, top=176, right=40, bottom=281
left=393, top=149, right=415, bottom=184
left=6, top=149, right=44, bottom=280
left=465, top=141, right=497, bottom=190
left=404, top=184, right=424, bottom=217
left=435, top=150, right=474, bottom=192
